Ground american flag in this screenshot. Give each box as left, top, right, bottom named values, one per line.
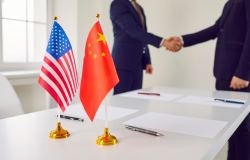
left=38, top=21, right=78, bottom=112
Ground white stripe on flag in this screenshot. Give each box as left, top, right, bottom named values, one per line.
left=65, top=53, right=77, bottom=90
left=45, top=52, right=74, bottom=99
left=42, top=61, right=72, bottom=104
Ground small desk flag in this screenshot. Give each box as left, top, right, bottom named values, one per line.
left=39, top=21, right=79, bottom=112
left=80, top=21, right=119, bottom=122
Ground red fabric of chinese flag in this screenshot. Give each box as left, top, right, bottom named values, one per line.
left=80, top=21, right=119, bottom=121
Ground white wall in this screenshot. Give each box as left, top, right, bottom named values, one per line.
left=77, top=0, right=102, bottom=75
left=14, top=84, right=47, bottom=113
left=15, top=0, right=229, bottom=113
left=54, top=0, right=78, bottom=63
left=101, top=0, right=228, bottom=90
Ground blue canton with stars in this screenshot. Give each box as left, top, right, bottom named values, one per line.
left=46, top=21, right=72, bottom=60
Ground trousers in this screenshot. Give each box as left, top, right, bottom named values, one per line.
left=216, top=79, right=250, bottom=160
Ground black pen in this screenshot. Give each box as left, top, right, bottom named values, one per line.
left=55, top=114, right=84, bottom=122
left=214, top=99, right=245, bottom=105
left=125, top=125, right=164, bottom=136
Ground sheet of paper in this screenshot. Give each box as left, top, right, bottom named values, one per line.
left=123, top=112, right=228, bottom=139
left=119, top=91, right=183, bottom=101
left=176, top=95, right=246, bottom=108
left=52, top=103, right=139, bottom=121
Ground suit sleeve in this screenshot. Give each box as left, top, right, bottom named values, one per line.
left=110, top=1, right=163, bottom=48
left=182, top=18, right=221, bottom=47
left=234, top=0, right=250, bottom=81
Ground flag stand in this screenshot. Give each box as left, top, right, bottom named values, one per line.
left=96, top=96, right=118, bottom=145
left=49, top=105, right=70, bottom=139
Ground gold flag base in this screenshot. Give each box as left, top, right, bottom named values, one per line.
left=96, top=128, right=118, bottom=145
left=49, top=122, right=70, bottom=139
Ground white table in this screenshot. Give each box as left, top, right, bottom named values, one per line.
left=1, top=86, right=250, bottom=160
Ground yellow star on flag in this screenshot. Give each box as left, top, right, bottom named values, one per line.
left=102, top=52, right=106, bottom=57
left=97, top=32, right=106, bottom=45
left=89, top=51, right=92, bottom=55
left=88, top=43, right=91, bottom=47
left=94, top=54, right=97, bottom=58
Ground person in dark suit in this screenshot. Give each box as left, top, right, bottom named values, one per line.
left=110, top=0, right=180, bottom=95
left=169, top=0, right=250, bottom=159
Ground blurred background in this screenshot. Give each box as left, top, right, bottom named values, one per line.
left=0, top=0, right=227, bottom=113
left=0, top=0, right=229, bottom=159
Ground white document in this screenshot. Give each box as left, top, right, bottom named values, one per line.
left=123, top=112, right=228, bottom=139
left=119, top=91, right=183, bottom=101
left=52, top=103, right=139, bottom=121
left=177, top=95, right=246, bottom=108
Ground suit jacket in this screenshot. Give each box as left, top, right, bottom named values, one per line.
left=110, top=0, right=163, bottom=71
left=182, top=0, right=250, bottom=81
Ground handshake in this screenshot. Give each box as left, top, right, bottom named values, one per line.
left=161, top=37, right=183, bottom=52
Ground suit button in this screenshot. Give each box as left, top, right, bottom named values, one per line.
left=221, top=29, right=223, bottom=32
left=143, top=51, right=145, bottom=53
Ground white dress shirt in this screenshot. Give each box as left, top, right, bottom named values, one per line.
left=180, top=36, right=184, bottom=45
left=130, top=0, right=136, bottom=8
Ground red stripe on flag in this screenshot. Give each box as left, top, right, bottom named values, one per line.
left=70, top=49, right=78, bottom=86
left=57, top=58, right=76, bottom=97
left=44, top=56, right=73, bottom=102
left=63, top=54, right=77, bottom=92
left=38, top=76, right=66, bottom=112
left=41, top=66, right=69, bottom=106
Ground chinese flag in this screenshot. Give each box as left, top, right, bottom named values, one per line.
left=80, top=21, right=119, bottom=122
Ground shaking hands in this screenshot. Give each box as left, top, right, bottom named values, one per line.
left=161, top=37, right=183, bottom=52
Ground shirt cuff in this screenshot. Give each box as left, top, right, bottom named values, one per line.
left=180, top=36, right=184, bottom=45
left=160, top=38, right=164, bottom=47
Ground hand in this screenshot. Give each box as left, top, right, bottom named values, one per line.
left=168, top=36, right=183, bottom=44
left=146, top=64, right=153, bottom=74
left=161, top=39, right=182, bottom=52
left=167, top=37, right=183, bottom=52
left=230, top=76, right=249, bottom=89
left=161, top=38, right=182, bottom=52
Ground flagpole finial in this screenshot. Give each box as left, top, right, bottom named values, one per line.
left=54, top=16, right=58, bottom=21
left=96, top=14, right=100, bottom=18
